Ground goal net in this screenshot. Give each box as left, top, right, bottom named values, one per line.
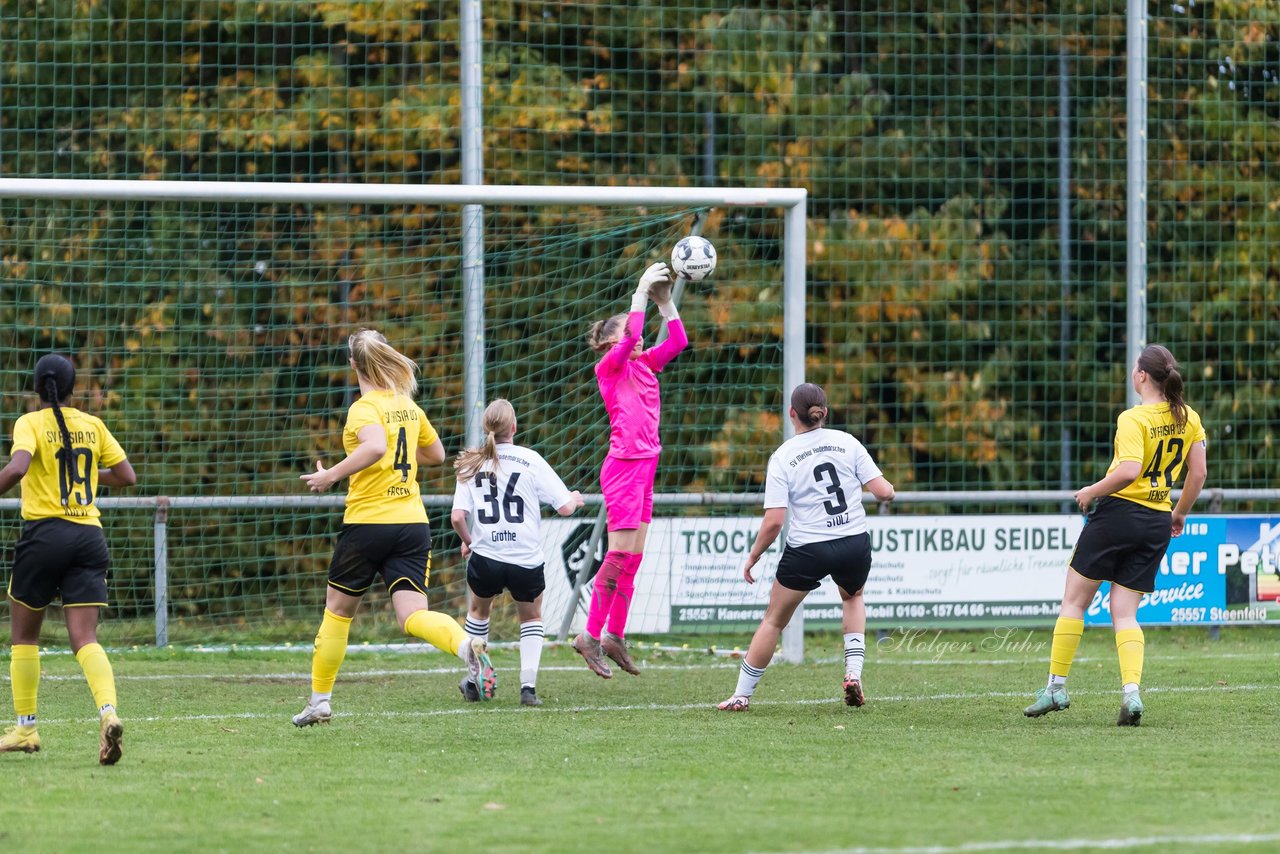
left=0, top=181, right=804, bottom=648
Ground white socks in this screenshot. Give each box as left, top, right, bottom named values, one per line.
left=733, top=661, right=766, bottom=698
left=519, top=620, right=544, bottom=688
left=843, top=632, right=866, bottom=680
left=464, top=617, right=490, bottom=645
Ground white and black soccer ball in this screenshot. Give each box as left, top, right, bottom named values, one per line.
left=670, top=236, right=717, bottom=282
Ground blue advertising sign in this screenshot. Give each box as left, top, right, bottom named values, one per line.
left=1085, top=516, right=1280, bottom=626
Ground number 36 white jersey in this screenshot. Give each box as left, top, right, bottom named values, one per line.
left=452, top=443, right=574, bottom=569
left=764, top=428, right=883, bottom=548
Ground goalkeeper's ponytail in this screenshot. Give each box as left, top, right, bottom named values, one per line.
left=455, top=399, right=517, bottom=481
left=587, top=313, right=628, bottom=353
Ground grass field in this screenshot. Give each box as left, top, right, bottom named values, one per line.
left=1, top=626, right=1278, bottom=853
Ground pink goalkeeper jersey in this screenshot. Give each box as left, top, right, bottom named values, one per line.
left=595, top=311, right=688, bottom=459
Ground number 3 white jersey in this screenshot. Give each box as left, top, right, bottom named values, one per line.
left=452, top=443, right=574, bottom=568
left=764, top=428, right=883, bottom=548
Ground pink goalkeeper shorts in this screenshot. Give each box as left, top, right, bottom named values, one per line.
left=600, top=454, right=659, bottom=531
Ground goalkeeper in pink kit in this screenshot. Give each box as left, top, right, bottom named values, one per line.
left=574, top=261, right=688, bottom=678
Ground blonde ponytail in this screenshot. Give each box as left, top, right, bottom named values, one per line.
left=348, top=329, right=419, bottom=397
left=454, top=399, right=518, bottom=481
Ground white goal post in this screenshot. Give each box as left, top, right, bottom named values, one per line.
left=0, top=177, right=811, bottom=661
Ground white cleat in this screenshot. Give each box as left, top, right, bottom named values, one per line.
left=292, top=699, right=332, bottom=727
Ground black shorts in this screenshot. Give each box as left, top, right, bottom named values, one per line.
left=327, top=524, right=432, bottom=597
left=466, top=551, right=546, bottom=603
left=774, top=533, right=872, bottom=594
left=1070, top=497, right=1171, bottom=593
left=8, top=519, right=112, bottom=610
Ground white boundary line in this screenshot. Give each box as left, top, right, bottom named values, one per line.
left=7, top=654, right=1280, bottom=682
left=777, top=831, right=1280, bottom=853
left=15, top=646, right=1280, bottom=666
left=24, top=682, right=1279, bottom=726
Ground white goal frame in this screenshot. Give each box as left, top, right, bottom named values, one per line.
left=0, top=178, right=809, bottom=661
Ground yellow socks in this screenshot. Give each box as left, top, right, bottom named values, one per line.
left=404, top=609, right=464, bottom=657
left=75, top=642, right=117, bottom=715
left=1049, top=616, right=1085, bottom=679
left=11, top=645, right=39, bottom=725
left=311, top=609, right=353, bottom=694
left=1115, top=627, right=1145, bottom=687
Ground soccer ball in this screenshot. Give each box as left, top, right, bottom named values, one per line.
left=671, top=236, right=717, bottom=282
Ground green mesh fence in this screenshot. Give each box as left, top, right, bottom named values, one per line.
left=2, top=2, right=1279, bottom=643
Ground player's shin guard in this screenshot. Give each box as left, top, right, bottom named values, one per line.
left=311, top=609, right=353, bottom=693
left=519, top=620, right=544, bottom=687
left=10, top=645, right=39, bottom=724
left=1115, top=627, right=1145, bottom=687
left=404, top=609, right=465, bottom=657
left=74, top=643, right=118, bottom=715
left=1049, top=616, right=1084, bottom=681
left=605, top=553, right=641, bottom=637
left=585, top=551, right=627, bottom=639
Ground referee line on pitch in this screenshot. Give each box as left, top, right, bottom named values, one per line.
left=6, top=649, right=1280, bottom=682
left=777, top=831, right=1280, bottom=853
left=9, top=648, right=1280, bottom=683
left=22, top=682, right=1280, bottom=726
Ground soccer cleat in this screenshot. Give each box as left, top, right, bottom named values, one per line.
left=716, top=695, right=750, bottom=712
left=0, top=725, right=41, bottom=754
left=572, top=633, right=613, bottom=679
left=462, top=637, right=497, bottom=701
left=520, top=686, right=543, bottom=707
left=292, top=699, right=332, bottom=727
left=1023, top=685, right=1070, bottom=717
left=459, top=675, right=481, bottom=702
left=1117, top=691, right=1144, bottom=727
left=843, top=675, right=866, bottom=707
left=98, top=712, right=124, bottom=766
left=601, top=632, right=640, bottom=676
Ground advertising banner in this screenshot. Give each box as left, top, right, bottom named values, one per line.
left=534, top=514, right=1280, bottom=634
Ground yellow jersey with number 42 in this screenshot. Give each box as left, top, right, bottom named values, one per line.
left=1107, top=402, right=1206, bottom=511
left=342, top=390, right=439, bottom=525
left=10, top=407, right=128, bottom=527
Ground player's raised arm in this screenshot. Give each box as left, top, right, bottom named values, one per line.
left=642, top=264, right=688, bottom=372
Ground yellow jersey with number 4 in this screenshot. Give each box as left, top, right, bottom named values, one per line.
left=1107, top=401, right=1206, bottom=511
left=10, top=407, right=128, bottom=527
left=342, top=390, right=439, bottom=524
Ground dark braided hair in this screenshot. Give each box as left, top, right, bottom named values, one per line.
left=34, top=354, right=77, bottom=506
left=1137, top=344, right=1188, bottom=431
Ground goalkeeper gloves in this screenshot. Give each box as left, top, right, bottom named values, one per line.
left=632, top=262, right=670, bottom=312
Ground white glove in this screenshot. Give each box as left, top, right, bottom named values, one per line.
left=658, top=300, right=680, bottom=320
left=632, top=262, right=670, bottom=311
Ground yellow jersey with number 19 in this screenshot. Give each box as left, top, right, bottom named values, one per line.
left=10, top=407, right=128, bottom=527
left=1107, top=401, right=1206, bottom=511
left=342, top=390, right=440, bottom=525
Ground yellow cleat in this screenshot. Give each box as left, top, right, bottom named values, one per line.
left=0, top=725, right=41, bottom=754
left=99, top=712, right=123, bottom=766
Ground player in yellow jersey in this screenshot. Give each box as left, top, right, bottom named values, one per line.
left=292, top=329, right=494, bottom=727
left=0, top=355, right=136, bottom=764
left=1024, top=345, right=1207, bottom=726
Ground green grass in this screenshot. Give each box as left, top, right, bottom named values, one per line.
left=2, top=627, right=1279, bottom=853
